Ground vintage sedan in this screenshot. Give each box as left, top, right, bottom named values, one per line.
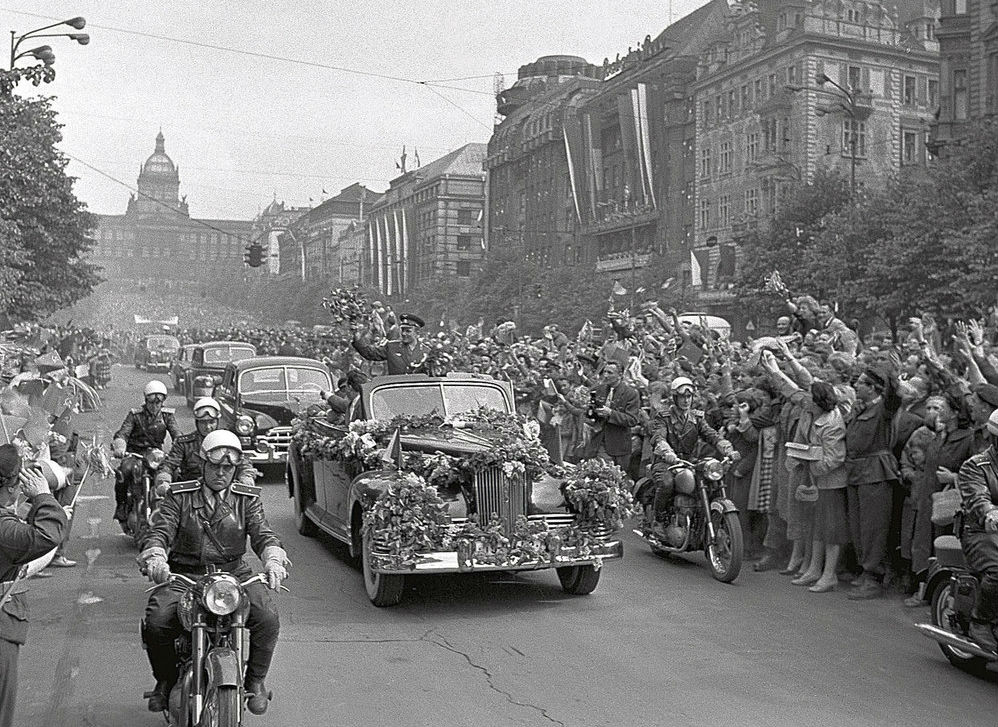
left=184, top=340, right=257, bottom=406
left=134, top=335, right=180, bottom=372
left=216, top=356, right=331, bottom=466
left=287, top=375, right=624, bottom=607
left=170, top=344, right=195, bottom=393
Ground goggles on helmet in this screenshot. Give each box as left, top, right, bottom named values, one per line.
left=145, top=394, right=166, bottom=404
left=194, top=405, right=221, bottom=420
left=204, top=446, right=243, bottom=466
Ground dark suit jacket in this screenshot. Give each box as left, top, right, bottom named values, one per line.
left=590, top=382, right=641, bottom=456
left=352, top=338, right=427, bottom=375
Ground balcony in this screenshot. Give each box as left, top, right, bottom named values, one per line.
left=582, top=202, right=658, bottom=235
left=595, top=251, right=652, bottom=273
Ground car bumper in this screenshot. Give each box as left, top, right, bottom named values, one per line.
left=239, top=441, right=288, bottom=465
left=369, top=539, right=623, bottom=575
left=146, top=361, right=171, bottom=371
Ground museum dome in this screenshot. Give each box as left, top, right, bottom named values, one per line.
left=142, top=130, right=178, bottom=178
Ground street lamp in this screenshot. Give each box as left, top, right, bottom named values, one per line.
left=10, top=16, right=88, bottom=70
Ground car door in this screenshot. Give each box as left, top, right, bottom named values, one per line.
left=315, top=424, right=352, bottom=538
left=216, top=366, right=237, bottom=431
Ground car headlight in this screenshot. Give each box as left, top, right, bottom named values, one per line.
left=703, top=459, right=724, bottom=481
left=202, top=576, right=242, bottom=616
left=235, top=415, right=255, bottom=435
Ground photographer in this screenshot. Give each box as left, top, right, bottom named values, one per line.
left=587, top=360, right=640, bottom=469
left=0, top=445, right=69, bottom=727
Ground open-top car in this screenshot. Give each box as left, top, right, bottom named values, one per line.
left=287, top=374, right=628, bottom=607
left=215, top=356, right=331, bottom=466
left=134, top=334, right=180, bottom=372
left=184, top=340, right=257, bottom=406
left=170, top=344, right=195, bottom=392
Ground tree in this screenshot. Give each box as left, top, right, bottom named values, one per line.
left=0, top=70, right=100, bottom=320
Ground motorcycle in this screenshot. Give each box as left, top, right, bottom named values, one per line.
left=915, top=532, right=998, bottom=675
left=633, top=456, right=744, bottom=583
left=144, top=570, right=284, bottom=726
left=117, top=449, right=166, bottom=547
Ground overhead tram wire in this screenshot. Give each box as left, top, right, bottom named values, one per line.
left=1, top=8, right=497, bottom=97
left=420, top=83, right=494, bottom=132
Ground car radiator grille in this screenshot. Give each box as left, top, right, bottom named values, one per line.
left=474, top=466, right=528, bottom=532
left=258, top=426, right=292, bottom=452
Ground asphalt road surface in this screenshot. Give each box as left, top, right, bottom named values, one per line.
left=15, top=364, right=998, bottom=727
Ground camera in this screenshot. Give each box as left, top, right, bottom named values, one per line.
left=587, top=390, right=603, bottom=420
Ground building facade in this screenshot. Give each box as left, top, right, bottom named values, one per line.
left=90, top=131, right=252, bottom=293
left=486, top=55, right=602, bottom=266
left=693, top=0, right=940, bottom=301
left=363, top=143, right=487, bottom=296
left=931, top=0, right=998, bottom=148
left=252, top=199, right=310, bottom=277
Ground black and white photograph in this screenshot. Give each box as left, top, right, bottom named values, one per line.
left=0, top=1, right=996, bottom=725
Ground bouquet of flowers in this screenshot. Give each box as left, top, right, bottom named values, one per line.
left=322, top=287, right=372, bottom=326
left=560, top=459, right=639, bottom=532
left=763, top=270, right=789, bottom=297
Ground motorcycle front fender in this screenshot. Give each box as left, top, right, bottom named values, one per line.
left=203, top=647, right=242, bottom=689
left=709, top=498, right=738, bottom=516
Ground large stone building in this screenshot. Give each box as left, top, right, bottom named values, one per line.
left=253, top=199, right=310, bottom=277
left=90, top=131, right=252, bottom=293
left=486, top=55, right=602, bottom=266
left=363, top=143, right=487, bottom=296
left=930, top=0, right=998, bottom=149
left=692, top=0, right=940, bottom=313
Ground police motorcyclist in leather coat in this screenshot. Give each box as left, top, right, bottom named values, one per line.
left=139, top=430, right=290, bottom=714
left=112, top=380, right=181, bottom=522
left=154, top=397, right=257, bottom=492
left=956, top=409, right=998, bottom=652
left=639, top=377, right=739, bottom=520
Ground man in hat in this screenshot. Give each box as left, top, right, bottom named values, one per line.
left=967, top=383, right=998, bottom=453
left=352, top=313, right=427, bottom=375
left=0, top=447, right=68, bottom=727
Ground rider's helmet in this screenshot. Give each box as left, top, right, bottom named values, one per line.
left=986, top=408, right=998, bottom=436
left=193, top=397, right=221, bottom=420
left=200, top=430, right=243, bottom=468
left=670, top=376, right=695, bottom=395
left=143, top=380, right=168, bottom=399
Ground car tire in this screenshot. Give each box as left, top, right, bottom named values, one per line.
left=362, top=528, right=404, bottom=607
left=291, top=471, right=317, bottom=538
left=556, top=564, right=601, bottom=595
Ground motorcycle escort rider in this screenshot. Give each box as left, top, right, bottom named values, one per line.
left=154, top=397, right=257, bottom=492
left=956, top=408, right=998, bottom=652
left=112, top=381, right=182, bottom=523
left=639, top=377, right=739, bottom=522
left=138, top=430, right=291, bottom=714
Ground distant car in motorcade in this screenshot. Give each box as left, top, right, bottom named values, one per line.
left=184, top=341, right=257, bottom=407
left=171, top=344, right=195, bottom=393
left=134, top=335, right=181, bottom=372
left=215, top=356, right=331, bottom=467
left=677, top=312, right=732, bottom=339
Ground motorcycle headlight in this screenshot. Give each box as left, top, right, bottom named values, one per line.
left=703, top=459, right=724, bottom=481
left=145, top=449, right=165, bottom=469
left=235, top=415, right=255, bottom=435
left=202, top=576, right=242, bottom=616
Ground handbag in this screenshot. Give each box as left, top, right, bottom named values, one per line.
left=930, top=485, right=962, bottom=527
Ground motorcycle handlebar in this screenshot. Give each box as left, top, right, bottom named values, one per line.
left=146, top=572, right=288, bottom=592
left=667, top=456, right=732, bottom=472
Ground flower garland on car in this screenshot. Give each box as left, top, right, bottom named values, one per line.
left=361, top=472, right=452, bottom=568
left=560, top=459, right=640, bottom=532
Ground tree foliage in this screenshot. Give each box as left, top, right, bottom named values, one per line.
left=0, top=70, right=100, bottom=320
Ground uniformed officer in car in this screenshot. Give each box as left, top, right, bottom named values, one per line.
left=111, top=380, right=182, bottom=522
left=352, top=313, right=428, bottom=375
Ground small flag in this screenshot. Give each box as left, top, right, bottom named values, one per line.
left=380, top=428, right=403, bottom=470
left=476, top=208, right=483, bottom=222
left=414, top=148, right=421, bottom=167
left=635, top=286, right=646, bottom=294
left=661, top=277, right=675, bottom=290
left=612, top=280, right=627, bottom=296
left=322, top=188, right=327, bottom=194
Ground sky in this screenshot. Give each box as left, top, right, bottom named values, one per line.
left=4, top=1, right=707, bottom=220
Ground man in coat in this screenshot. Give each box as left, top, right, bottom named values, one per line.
left=352, top=314, right=427, bottom=375
left=0, top=445, right=68, bottom=727
left=587, top=360, right=641, bottom=469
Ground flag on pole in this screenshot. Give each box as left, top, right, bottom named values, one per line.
left=612, top=280, right=627, bottom=296
left=635, top=286, right=646, bottom=294
left=380, top=427, right=403, bottom=471
left=661, top=277, right=675, bottom=290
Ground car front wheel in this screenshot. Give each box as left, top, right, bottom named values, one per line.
left=362, top=528, right=405, bottom=607
left=556, top=564, right=601, bottom=595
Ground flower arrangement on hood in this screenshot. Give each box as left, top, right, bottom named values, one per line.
left=560, top=459, right=639, bottom=532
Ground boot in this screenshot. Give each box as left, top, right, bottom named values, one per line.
left=968, top=619, right=998, bottom=653
left=753, top=549, right=781, bottom=572
left=114, top=501, right=127, bottom=522
left=147, top=680, right=171, bottom=712
left=245, top=678, right=271, bottom=715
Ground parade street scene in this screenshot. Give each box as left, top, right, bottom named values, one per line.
left=2, top=2, right=998, bottom=726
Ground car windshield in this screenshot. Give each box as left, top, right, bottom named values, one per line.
left=204, top=346, right=255, bottom=364
left=369, top=383, right=509, bottom=420
left=240, top=366, right=329, bottom=395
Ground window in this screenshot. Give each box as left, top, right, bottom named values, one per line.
left=754, top=78, right=763, bottom=100
left=842, top=119, right=867, bottom=157
left=903, top=75, right=916, bottom=105
left=741, top=84, right=750, bottom=111
left=777, top=13, right=787, bottom=31
left=702, top=100, right=712, bottom=124
left=744, top=188, right=759, bottom=217
left=847, top=8, right=860, bottom=23
left=456, top=261, right=471, bottom=277
left=700, top=147, right=713, bottom=177
left=746, top=132, right=760, bottom=162
left=457, top=235, right=478, bottom=250
left=928, top=79, right=939, bottom=108
left=847, top=65, right=862, bottom=91
left=456, top=208, right=479, bottom=226
left=719, top=141, right=732, bottom=174
left=902, top=130, right=919, bottom=165
left=728, top=90, right=737, bottom=116
left=698, top=198, right=711, bottom=230
left=763, top=118, right=778, bottom=152
left=955, top=0, right=967, bottom=13
left=954, top=69, right=968, bottom=119
left=782, top=117, right=791, bottom=151
left=718, top=195, right=730, bottom=227
left=768, top=73, right=777, bottom=97
left=786, top=65, right=799, bottom=86
left=715, top=95, right=724, bottom=120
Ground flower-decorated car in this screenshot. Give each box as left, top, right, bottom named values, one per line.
left=286, top=374, right=633, bottom=606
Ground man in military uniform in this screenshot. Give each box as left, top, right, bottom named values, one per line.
left=154, top=397, right=257, bottom=490
left=111, top=380, right=182, bottom=522
left=957, top=409, right=998, bottom=652
left=0, top=447, right=68, bottom=727
left=639, top=376, right=738, bottom=518
left=352, top=313, right=428, bottom=375
left=139, top=430, right=289, bottom=715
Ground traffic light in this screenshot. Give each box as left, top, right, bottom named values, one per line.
left=244, top=242, right=265, bottom=267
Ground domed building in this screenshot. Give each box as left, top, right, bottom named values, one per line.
left=126, top=129, right=188, bottom=218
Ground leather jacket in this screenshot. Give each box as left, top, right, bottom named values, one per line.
left=114, top=406, right=182, bottom=454
left=156, top=431, right=257, bottom=486
left=651, top=405, right=732, bottom=462
left=957, top=445, right=998, bottom=532
left=144, top=480, right=282, bottom=571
